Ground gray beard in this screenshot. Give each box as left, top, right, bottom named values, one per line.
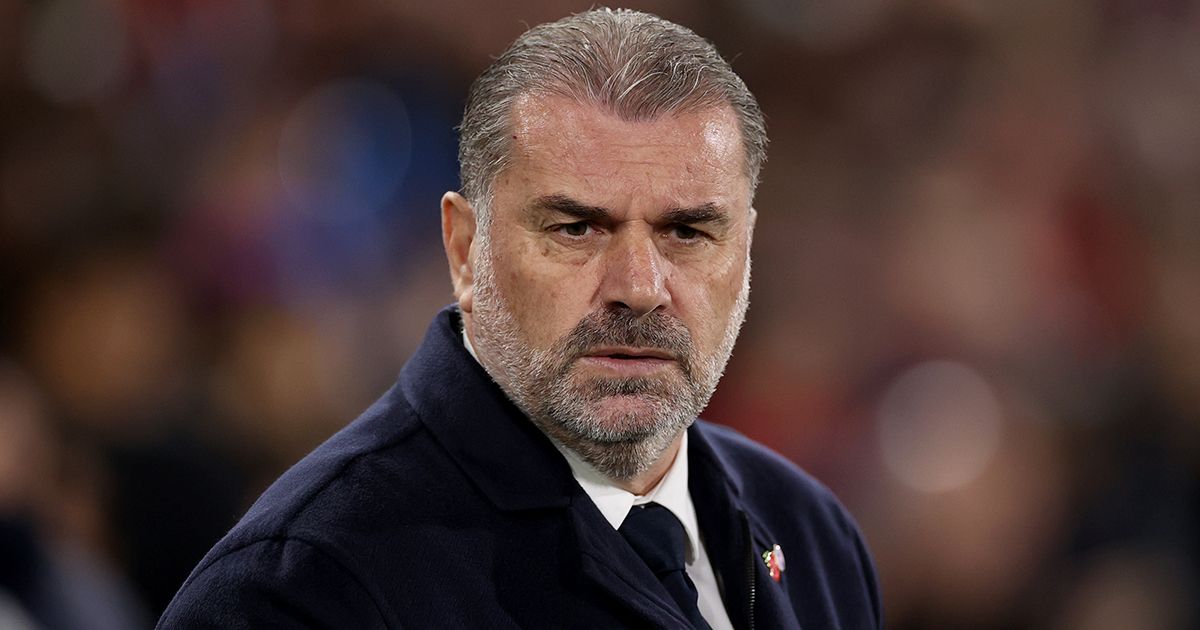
left=467, top=234, right=750, bottom=481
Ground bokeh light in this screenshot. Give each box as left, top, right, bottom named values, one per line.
left=876, top=360, right=1003, bottom=493
left=278, top=79, right=412, bottom=224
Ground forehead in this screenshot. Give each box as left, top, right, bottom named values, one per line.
left=498, top=94, right=749, bottom=210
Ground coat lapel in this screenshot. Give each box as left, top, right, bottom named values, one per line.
left=400, top=307, right=575, bottom=511
left=689, top=423, right=803, bottom=630
left=568, top=497, right=701, bottom=629
left=743, top=517, right=803, bottom=630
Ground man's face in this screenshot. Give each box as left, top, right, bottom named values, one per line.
left=463, top=95, right=754, bottom=479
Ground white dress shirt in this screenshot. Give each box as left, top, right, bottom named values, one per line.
left=462, top=329, right=735, bottom=630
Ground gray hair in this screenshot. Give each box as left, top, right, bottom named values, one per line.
left=457, top=7, right=767, bottom=224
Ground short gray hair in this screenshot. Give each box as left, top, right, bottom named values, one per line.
left=458, top=8, right=767, bottom=223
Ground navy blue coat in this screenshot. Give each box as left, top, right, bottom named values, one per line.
left=159, top=308, right=882, bottom=629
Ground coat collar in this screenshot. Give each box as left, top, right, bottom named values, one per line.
left=399, top=306, right=576, bottom=511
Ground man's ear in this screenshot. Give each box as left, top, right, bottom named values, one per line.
left=442, top=192, right=478, bottom=313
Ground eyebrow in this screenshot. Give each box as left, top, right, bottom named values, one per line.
left=529, top=194, right=610, bottom=222
left=662, top=203, right=729, bottom=226
left=530, top=194, right=730, bottom=226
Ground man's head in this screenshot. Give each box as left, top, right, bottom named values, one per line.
left=442, top=8, right=765, bottom=483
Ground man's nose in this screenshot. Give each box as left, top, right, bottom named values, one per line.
left=599, top=230, right=670, bottom=316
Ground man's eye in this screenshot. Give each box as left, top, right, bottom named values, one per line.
left=558, top=222, right=591, bottom=237
left=672, top=225, right=701, bottom=240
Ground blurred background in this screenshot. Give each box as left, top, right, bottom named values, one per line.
left=1, top=0, right=1197, bottom=628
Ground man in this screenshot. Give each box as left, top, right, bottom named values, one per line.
left=160, top=8, right=881, bottom=629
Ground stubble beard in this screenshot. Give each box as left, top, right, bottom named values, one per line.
left=468, top=234, right=751, bottom=482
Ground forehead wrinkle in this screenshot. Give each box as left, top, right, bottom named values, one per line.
left=511, top=95, right=739, bottom=157
left=501, top=97, right=752, bottom=214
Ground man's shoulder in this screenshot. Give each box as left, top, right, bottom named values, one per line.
left=160, top=383, right=442, bottom=627
left=240, top=384, right=427, bottom=533
left=187, top=383, right=463, bottom=577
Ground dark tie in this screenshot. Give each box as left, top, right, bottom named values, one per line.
left=618, top=503, right=711, bottom=629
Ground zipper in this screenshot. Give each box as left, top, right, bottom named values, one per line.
left=741, top=511, right=755, bottom=630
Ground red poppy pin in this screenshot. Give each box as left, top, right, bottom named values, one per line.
left=762, top=544, right=785, bottom=582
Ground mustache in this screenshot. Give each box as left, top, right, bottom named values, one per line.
left=558, top=307, right=694, bottom=370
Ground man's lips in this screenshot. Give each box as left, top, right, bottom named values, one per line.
left=583, top=346, right=677, bottom=361
left=577, top=347, right=679, bottom=376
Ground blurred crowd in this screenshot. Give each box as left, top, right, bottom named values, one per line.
left=1, top=0, right=1197, bottom=628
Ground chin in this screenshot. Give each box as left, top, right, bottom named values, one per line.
left=560, top=411, right=689, bottom=482
left=586, top=396, right=666, bottom=438
left=561, top=393, right=695, bottom=445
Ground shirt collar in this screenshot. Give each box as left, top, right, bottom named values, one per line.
left=462, top=324, right=480, bottom=361
left=554, top=433, right=702, bottom=564
left=462, top=320, right=701, bottom=561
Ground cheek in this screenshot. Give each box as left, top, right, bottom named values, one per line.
left=493, top=243, right=594, bottom=345
left=673, top=253, right=747, bottom=343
